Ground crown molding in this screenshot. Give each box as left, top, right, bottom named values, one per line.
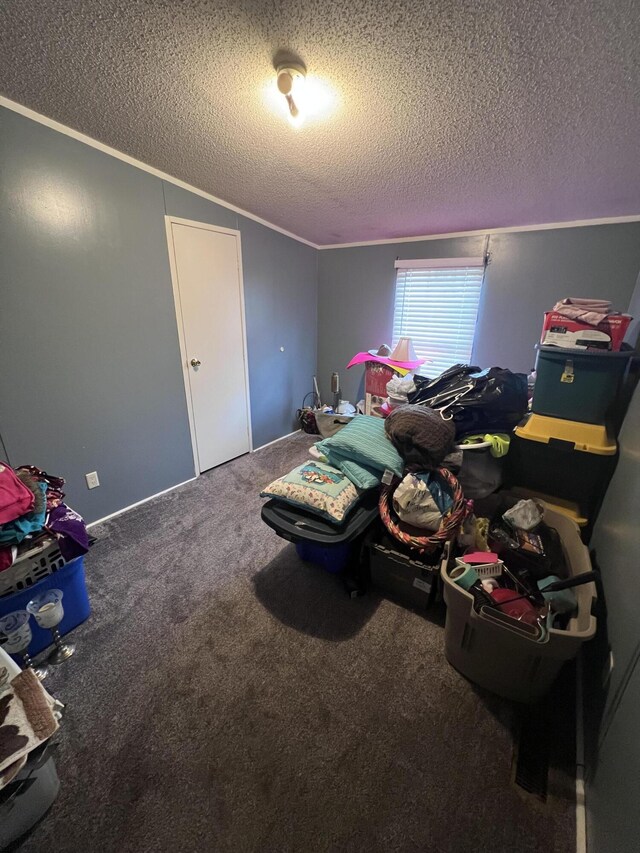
left=318, top=215, right=640, bottom=249
left=0, top=95, right=319, bottom=249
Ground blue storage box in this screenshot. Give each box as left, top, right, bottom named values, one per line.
left=0, top=556, right=90, bottom=658
left=533, top=345, right=632, bottom=425
left=295, top=541, right=352, bottom=573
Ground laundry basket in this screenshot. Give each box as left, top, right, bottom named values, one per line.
left=456, top=440, right=503, bottom=499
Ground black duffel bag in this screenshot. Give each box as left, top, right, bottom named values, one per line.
left=408, top=364, right=528, bottom=438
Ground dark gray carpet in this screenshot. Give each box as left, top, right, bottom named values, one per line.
left=18, top=434, right=575, bottom=853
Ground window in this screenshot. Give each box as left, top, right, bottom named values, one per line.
left=392, top=257, right=485, bottom=376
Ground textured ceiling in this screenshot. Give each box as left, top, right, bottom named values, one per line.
left=1, top=0, right=639, bottom=245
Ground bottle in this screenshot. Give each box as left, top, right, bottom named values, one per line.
left=527, top=368, right=536, bottom=402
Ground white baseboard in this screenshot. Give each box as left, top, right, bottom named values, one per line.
left=87, top=430, right=302, bottom=527
left=86, top=477, right=197, bottom=528
left=251, top=429, right=302, bottom=452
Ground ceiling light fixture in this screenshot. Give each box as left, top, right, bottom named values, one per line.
left=276, top=62, right=307, bottom=126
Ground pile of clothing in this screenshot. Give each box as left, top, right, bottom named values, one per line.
left=0, top=463, right=89, bottom=579
left=552, top=298, right=616, bottom=326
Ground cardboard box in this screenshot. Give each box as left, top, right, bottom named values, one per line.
left=541, top=311, right=631, bottom=351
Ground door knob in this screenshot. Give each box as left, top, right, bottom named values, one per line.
left=190, top=358, right=201, bottom=368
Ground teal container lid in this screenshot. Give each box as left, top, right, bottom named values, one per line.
left=536, top=344, right=635, bottom=358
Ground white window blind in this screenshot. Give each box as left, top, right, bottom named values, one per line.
left=392, top=257, right=485, bottom=377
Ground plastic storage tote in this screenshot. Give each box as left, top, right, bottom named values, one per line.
left=0, top=556, right=90, bottom=657
left=508, top=488, right=589, bottom=528
left=504, top=414, right=618, bottom=526
left=369, top=538, right=445, bottom=609
left=261, top=491, right=380, bottom=580
left=442, top=506, right=596, bottom=703
left=533, top=345, right=633, bottom=425
left=295, top=541, right=352, bottom=573
left=514, top=414, right=616, bottom=454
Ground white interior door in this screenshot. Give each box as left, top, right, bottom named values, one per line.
left=168, top=219, right=251, bottom=473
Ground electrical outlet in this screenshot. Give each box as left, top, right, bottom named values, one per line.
left=85, top=471, right=100, bottom=489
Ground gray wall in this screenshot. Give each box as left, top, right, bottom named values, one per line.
left=585, top=276, right=640, bottom=852
left=0, top=106, right=317, bottom=522
left=236, top=215, right=317, bottom=451
left=586, top=652, right=640, bottom=853
left=625, top=270, right=640, bottom=350
left=317, top=225, right=640, bottom=402
left=161, top=185, right=318, bottom=451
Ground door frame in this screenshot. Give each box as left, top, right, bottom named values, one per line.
left=164, top=215, right=253, bottom=476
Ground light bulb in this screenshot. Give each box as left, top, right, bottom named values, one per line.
left=265, top=67, right=337, bottom=128
left=276, top=65, right=307, bottom=126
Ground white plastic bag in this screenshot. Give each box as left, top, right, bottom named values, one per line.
left=392, top=473, right=442, bottom=530
left=386, top=375, right=416, bottom=400
left=502, top=499, right=544, bottom=531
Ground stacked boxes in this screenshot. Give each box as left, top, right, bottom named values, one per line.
left=504, top=342, right=634, bottom=532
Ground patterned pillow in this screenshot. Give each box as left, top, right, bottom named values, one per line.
left=260, top=461, right=361, bottom=523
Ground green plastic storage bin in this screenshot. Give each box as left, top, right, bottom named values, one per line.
left=533, top=345, right=633, bottom=425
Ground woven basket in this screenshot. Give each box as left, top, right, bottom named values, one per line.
left=379, top=467, right=468, bottom=553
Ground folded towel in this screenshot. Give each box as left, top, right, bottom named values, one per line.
left=555, top=298, right=612, bottom=310
left=553, top=298, right=614, bottom=326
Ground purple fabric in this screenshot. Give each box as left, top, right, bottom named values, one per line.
left=47, top=504, right=89, bottom=561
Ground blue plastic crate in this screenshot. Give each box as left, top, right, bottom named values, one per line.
left=295, top=541, right=352, bottom=573
left=0, top=556, right=90, bottom=658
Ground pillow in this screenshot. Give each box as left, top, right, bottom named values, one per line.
left=316, top=415, right=403, bottom=480
left=260, top=460, right=361, bottom=523
left=311, top=443, right=381, bottom=489
left=323, top=452, right=382, bottom=490
left=309, top=444, right=328, bottom=462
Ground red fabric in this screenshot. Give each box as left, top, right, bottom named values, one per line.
left=0, top=464, right=34, bottom=525
left=0, top=546, right=16, bottom=572
left=490, top=588, right=540, bottom=626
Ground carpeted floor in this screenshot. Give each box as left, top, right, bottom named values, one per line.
left=17, top=434, right=575, bottom=853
